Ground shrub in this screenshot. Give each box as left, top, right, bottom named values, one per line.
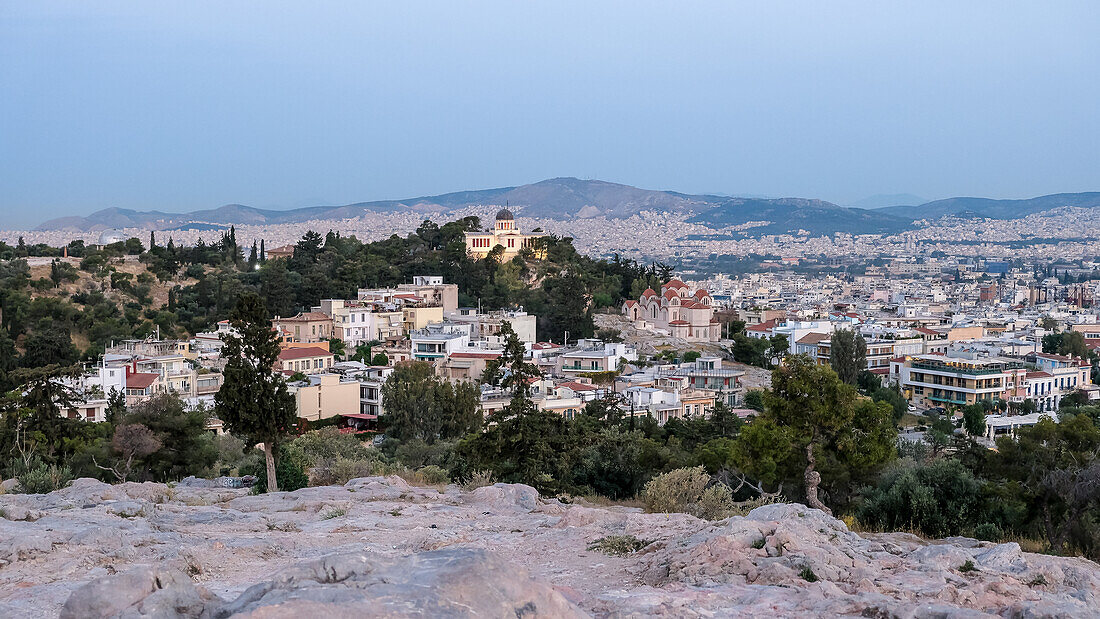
left=587, top=535, right=652, bottom=557
left=857, top=459, right=982, bottom=538
left=244, top=445, right=310, bottom=494
left=958, top=560, right=977, bottom=573
left=313, top=457, right=386, bottom=486
left=18, top=462, right=74, bottom=494
left=643, top=466, right=737, bottom=521
left=973, top=523, right=1004, bottom=542
left=643, top=467, right=710, bottom=513
left=415, top=465, right=450, bottom=485
left=799, top=566, right=818, bottom=582
left=461, top=470, right=495, bottom=491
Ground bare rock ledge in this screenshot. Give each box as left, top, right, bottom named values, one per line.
left=2, top=477, right=1099, bottom=617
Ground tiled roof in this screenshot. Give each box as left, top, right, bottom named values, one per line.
left=126, top=372, right=160, bottom=389
left=278, top=346, right=332, bottom=361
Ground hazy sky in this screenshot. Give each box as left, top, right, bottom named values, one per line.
left=2, top=2, right=1098, bottom=228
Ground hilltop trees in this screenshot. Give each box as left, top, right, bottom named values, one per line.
left=214, top=293, right=296, bottom=492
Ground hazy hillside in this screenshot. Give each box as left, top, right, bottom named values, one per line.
left=689, top=198, right=913, bottom=236
left=34, top=180, right=1100, bottom=236
left=880, top=192, right=1100, bottom=220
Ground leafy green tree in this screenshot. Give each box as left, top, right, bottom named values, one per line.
left=743, top=389, right=765, bottom=412
left=327, top=337, right=346, bottom=359
left=380, top=361, right=480, bottom=444
left=460, top=322, right=569, bottom=491
left=925, top=417, right=956, bottom=455
left=858, top=459, right=983, bottom=538
left=21, top=323, right=77, bottom=368
left=371, top=352, right=389, bottom=366
left=122, top=394, right=218, bottom=482
left=0, top=327, right=18, bottom=391
left=709, top=398, right=742, bottom=438
left=214, top=293, right=297, bottom=492
left=828, top=328, right=866, bottom=385
left=731, top=333, right=770, bottom=368
left=259, top=260, right=294, bottom=318
left=733, top=355, right=896, bottom=514
left=986, top=414, right=1100, bottom=553
left=1058, top=331, right=1090, bottom=360
left=962, top=403, right=987, bottom=436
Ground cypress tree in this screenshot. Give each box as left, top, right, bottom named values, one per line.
left=214, top=293, right=296, bottom=492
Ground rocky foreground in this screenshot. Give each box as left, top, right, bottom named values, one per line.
left=2, top=478, right=1099, bottom=617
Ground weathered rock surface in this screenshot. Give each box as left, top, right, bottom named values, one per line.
left=3, top=477, right=1100, bottom=618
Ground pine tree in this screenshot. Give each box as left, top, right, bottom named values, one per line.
left=214, top=293, right=297, bottom=492
left=248, top=241, right=258, bottom=270
left=259, top=239, right=266, bottom=262
left=149, top=230, right=156, bottom=250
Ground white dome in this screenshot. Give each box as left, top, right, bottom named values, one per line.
left=98, top=230, right=126, bottom=245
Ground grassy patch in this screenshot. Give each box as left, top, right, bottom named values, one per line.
left=958, top=560, right=977, bottom=573
left=751, top=537, right=766, bottom=549
left=587, top=535, right=653, bottom=557
left=799, top=566, right=818, bottom=582
left=321, top=507, right=348, bottom=520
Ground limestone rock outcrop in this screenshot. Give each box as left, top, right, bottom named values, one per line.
left=2, top=477, right=1099, bottom=617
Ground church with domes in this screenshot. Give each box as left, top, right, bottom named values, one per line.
left=622, top=279, right=720, bottom=342
left=464, top=209, right=543, bottom=259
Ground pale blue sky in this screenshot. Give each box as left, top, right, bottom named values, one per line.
left=1, top=1, right=1098, bottom=228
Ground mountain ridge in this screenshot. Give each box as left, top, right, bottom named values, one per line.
left=32, top=179, right=1100, bottom=236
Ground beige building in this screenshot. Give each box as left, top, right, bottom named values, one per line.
left=464, top=209, right=542, bottom=259
left=292, top=374, right=362, bottom=422
left=397, top=276, right=459, bottom=313
left=277, top=345, right=335, bottom=375
left=273, top=312, right=334, bottom=344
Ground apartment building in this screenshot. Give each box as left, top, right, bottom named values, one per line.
left=290, top=374, right=362, bottom=422
left=277, top=346, right=335, bottom=375
left=557, top=340, right=637, bottom=376
left=410, top=322, right=472, bottom=361
left=447, top=308, right=537, bottom=344
left=273, top=312, right=333, bottom=344
left=892, top=354, right=1028, bottom=408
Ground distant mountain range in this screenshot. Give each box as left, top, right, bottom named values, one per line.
left=878, top=193, right=1100, bottom=220
left=848, top=193, right=927, bottom=209
left=33, top=178, right=1100, bottom=237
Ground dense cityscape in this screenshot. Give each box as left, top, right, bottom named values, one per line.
left=4, top=2, right=1100, bottom=616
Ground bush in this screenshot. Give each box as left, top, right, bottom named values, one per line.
left=17, top=462, right=74, bottom=494
left=309, top=457, right=383, bottom=486
left=243, top=445, right=309, bottom=494
left=643, top=466, right=736, bottom=521
left=461, top=470, right=495, bottom=491
left=415, top=465, right=450, bottom=485
left=973, top=523, right=1004, bottom=542
left=857, top=458, right=983, bottom=538
left=292, top=426, right=372, bottom=463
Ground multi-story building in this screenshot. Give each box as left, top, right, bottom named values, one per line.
left=447, top=308, right=537, bottom=344
left=557, top=340, right=637, bottom=376
left=410, top=322, right=472, bottom=361
left=273, top=312, right=333, bottom=344
left=321, top=299, right=404, bottom=348
left=396, top=276, right=459, bottom=313
left=289, top=373, right=362, bottom=422
left=892, top=354, right=1028, bottom=408
left=277, top=346, right=335, bottom=375
left=464, top=209, right=543, bottom=259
